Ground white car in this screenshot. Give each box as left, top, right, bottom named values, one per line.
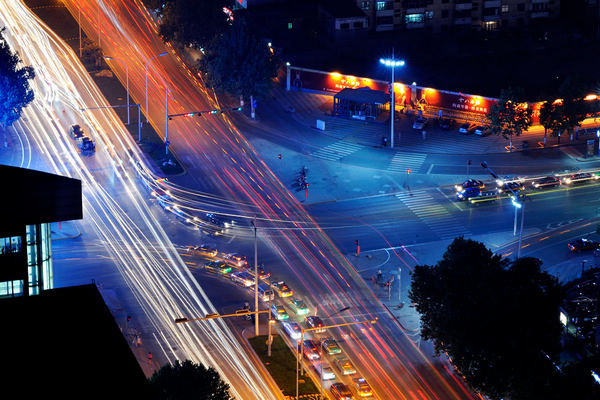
left=315, top=362, right=335, bottom=380
left=283, top=321, right=302, bottom=340
left=412, top=117, right=426, bottom=130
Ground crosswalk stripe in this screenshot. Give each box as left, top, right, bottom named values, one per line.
left=311, top=141, right=364, bottom=162
left=395, top=191, right=471, bottom=239
left=388, top=152, right=426, bottom=173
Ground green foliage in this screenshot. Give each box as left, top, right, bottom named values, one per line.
left=538, top=100, right=560, bottom=137
left=0, top=27, right=35, bottom=129
left=149, top=359, right=233, bottom=400
left=409, top=237, right=563, bottom=400
left=488, top=87, right=532, bottom=142
left=156, top=0, right=232, bottom=48
left=199, top=16, right=280, bottom=99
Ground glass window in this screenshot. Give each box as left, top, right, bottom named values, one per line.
left=405, top=13, right=424, bottom=24
left=502, top=4, right=509, bottom=13
left=353, top=21, right=364, bottom=28
left=376, top=1, right=393, bottom=11
left=361, top=1, right=370, bottom=10
left=426, top=11, right=433, bottom=19
left=340, top=23, right=350, bottom=29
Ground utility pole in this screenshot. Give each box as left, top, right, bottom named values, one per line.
left=252, top=218, right=259, bottom=336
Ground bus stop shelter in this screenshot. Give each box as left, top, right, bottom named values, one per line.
left=333, top=87, right=390, bottom=121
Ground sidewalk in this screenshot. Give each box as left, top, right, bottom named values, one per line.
left=269, top=85, right=600, bottom=156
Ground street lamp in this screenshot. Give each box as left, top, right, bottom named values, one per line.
left=596, top=130, right=599, bottom=156
left=380, top=49, right=405, bottom=149
left=145, top=52, right=168, bottom=123
left=512, top=195, right=526, bottom=259
left=104, top=56, right=130, bottom=124
left=251, top=218, right=259, bottom=336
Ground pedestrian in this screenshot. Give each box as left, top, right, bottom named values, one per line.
left=382, top=137, right=388, bottom=147
left=377, top=269, right=382, bottom=282
left=422, top=130, right=426, bottom=140
left=148, top=352, right=153, bottom=365
left=136, top=335, right=142, bottom=348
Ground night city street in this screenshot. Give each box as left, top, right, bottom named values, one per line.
left=2, top=1, right=600, bottom=399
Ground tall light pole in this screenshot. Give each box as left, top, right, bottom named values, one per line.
left=164, top=87, right=174, bottom=156
left=104, top=56, right=130, bottom=124
left=78, top=6, right=82, bottom=58
left=145, top=52, right=168, bottom=123
left=380, top=50, right=405, bottom=149
left=513, top=195, right=526, bottom=259
left=251, top=218, right=259, bottom=336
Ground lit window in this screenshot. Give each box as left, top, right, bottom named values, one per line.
left=288, top=22, right=292, bottom=29
left=405, top=13, right=424, bottom=24
left=361, top=1, right=370, bottom=10
left=376, top=1, right=392, bottom=11
left=502, top=4, right=509, bottom=13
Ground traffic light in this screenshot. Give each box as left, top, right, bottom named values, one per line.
left=210, top=110, right=218, bottom=114
left=407, top=169, right=411, bottom=174
left=278, top=154, right=282, bottom=159
left=355, top=240, right=359, bottom=245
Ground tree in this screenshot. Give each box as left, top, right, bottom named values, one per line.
left=554, top=97, right=587, bottom=143
left=409, top=237, right=563, bottom=400
left=487, top=87, right=532, bottom=151
left=199, top=15, right=280, bottom=100
left=0, top=27, right=35, bottom=147
left=149, top=359, right=234, bottom=400
left=538, top=100, right=560, bottom=146
left=154, top=0, right=232, bottom=49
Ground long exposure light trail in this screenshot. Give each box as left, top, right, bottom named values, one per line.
left=52, top=1, right=483, bottom=399
left=2, top=2, right=281, bottom=398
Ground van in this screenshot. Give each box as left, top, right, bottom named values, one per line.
left=256, top=284, right=274, bottom=302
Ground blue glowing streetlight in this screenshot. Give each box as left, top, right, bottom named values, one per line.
left=380, top=50, right=406, bottom=148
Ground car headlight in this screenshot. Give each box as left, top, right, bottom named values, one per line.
left=455, top=185, right=463, bottom=191
left=534, top=183, right=540, bottom=188
left=565, top=178, right=572, bottom=184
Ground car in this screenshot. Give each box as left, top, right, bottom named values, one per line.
left=225, top=253, right=247, bottom=267
left=322, top=337, right=342, bottom=355
left=330, top=382, right=354, bottom=400
left=272, top=281, right=293, bottom=298
left=454, top=179, right=485, bottom=191
left=305, top=316, right=326, bottom=333
left=315, top=362, right=335, bottom=380
left=335, top=357, right=357, bottom=375
left=353, top=377, right=373, bottom=397
left=497, top=181, right=524, bottom=194
left=440, top=118, right=455, bottom=130
left=69, top=124, right=84, bottom=139
left=245, top=264, right=270, bottom=280
left=283, top=321, right=301, bottom=340
left=79, top=136, right=96, bottom=152
left=203, top=261, right=231, bottom=274
left=568, top=238, right=600, bottom=252
left=474, top=125, right=490, bottom=136
left=288, top=298, right=309, bottom=315
left=271, top=304, right=289, bottom=321
left=458, top=122, right=475, bottom=134
left=532, top=176, right=560, bottom=189
left=231, top=271, right=255, bottom=287
left=187, top=245, right=219, bottom=258
left=456, top=187, right=481, bottom=201
left=303, top=339, right=321, bottom=360
left=562, top=172, right=599, bottom=185
left=469, top=190, right=499, bottom=204
left=412, top=117, right=427, bottom=130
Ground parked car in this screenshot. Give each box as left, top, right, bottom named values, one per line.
left=568, top=238, right=600, bottom=252
left=330, top=382, right=354, bottom=400
left=532, top=176, right=560, bottom=189
left=474, top=125, right=491, bottom=136
left=334, top=357, right=357, bottom=375
left=303, top=339, right=321, bottom=360
left=456, top=187, right=481, bottom=201
left=305, top=316, right=326, bottom=333
left=458, top=122, right=475, bottom=134
left=412, top=117, right=427, bottom=130
left=454, top=178, right=485, bottom=191
left=562, top=173, right=599, bottom=185
left=440, top=118, right=455, bottom=130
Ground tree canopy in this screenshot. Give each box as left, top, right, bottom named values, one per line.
left=0, top=27, right=35, bottom=130
left=148, top=359, right=234, bottom=400
left=487, top=87, right=532, bottom=150
left=199, top=16, right=280, bottom=99
left=409, top=237, right=563, bottom=400
left=147, top=0, right=233, bottom=49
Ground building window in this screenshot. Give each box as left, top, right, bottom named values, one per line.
left=0, top=280, right=24, bottom=297
left=502, top=4, right=509, bottom=13
left=353, top=21, right=364, bottom=28
left=1, top=236, right=21, bottom=254
left=517, top=3, right=525, bottom=11
left=405, top=13, right=424, bottom=23
left=376, top=16, right=393, bottom=25
left=483, top=21, right=499, bottom=31
left=442, top=9, right=449, bottom=18
left=340, top=23, right=350, bottom=29
left=376, top=1, right=393, bottom=11
left=361, top=1, right=370, bottom=10
left=425, top=11, right=433, bottom=19
left=288, top=22, right=293, bottom=29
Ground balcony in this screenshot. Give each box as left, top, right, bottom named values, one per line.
left=406, top=22, right=425, bottom=29
left=454, top=17, right=472, bottom=24
left=455, top=3, right=473, bottom=10
left=530, top=11, right=550, bottom=18
left=376, top=9, right=394, bottom=17
left=483, top=15, right=500, bottom=22
left=484, top=0, right=501, bottom=7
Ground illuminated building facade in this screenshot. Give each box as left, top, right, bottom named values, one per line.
left=0, top=165, right=82, bottom=297
left=357, top=0, right=560, bottom=33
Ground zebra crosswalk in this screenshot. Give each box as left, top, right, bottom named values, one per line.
left=388, top=152, right=427, bottom=174
left=311, top=141, right=364, bottom=162
left=395, top=190, right=470, bottom=240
